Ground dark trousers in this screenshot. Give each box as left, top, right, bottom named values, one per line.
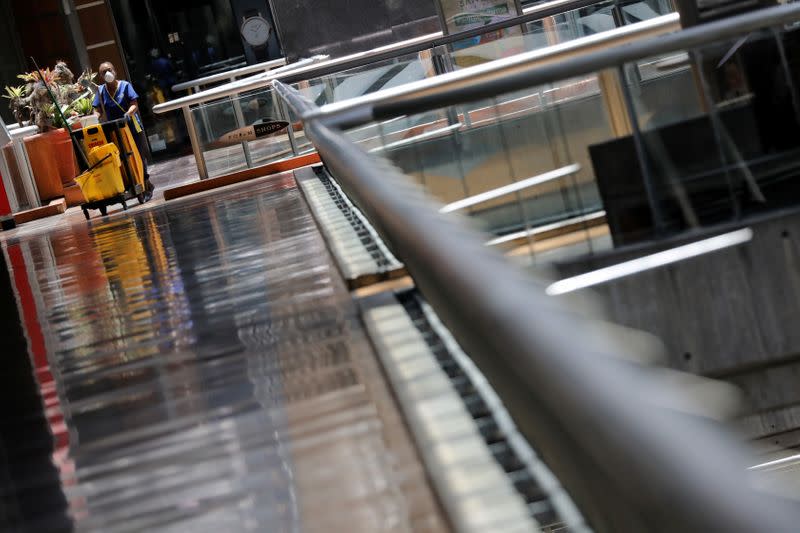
left=133, top=131, right=150, bottom=181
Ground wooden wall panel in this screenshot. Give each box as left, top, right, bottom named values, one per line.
left=77, top=4, right=116, bottom=44
left=7, top=0, right=128, bottom=79
left=74, top=0, right=128, bottom=78
left=11, top=0, right=74, bottom=69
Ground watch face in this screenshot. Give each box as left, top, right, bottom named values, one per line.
left=241, top=17, right=270, bottom=47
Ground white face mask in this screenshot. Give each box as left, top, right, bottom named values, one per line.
left=104, top=71, right=116, bottom=84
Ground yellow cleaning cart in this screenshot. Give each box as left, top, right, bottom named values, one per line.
left=75, top=144, right=127, bottom=217
left=74, top=118, right=147, bottom=219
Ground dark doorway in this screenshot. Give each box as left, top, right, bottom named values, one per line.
left=0, top=0, right=25, bottom=124
left=109, top=0, right=251, bottom=159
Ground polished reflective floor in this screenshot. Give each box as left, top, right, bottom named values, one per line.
left=2, top=174, right=445, bottom=532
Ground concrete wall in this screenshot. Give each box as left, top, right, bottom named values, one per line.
left=268, top=0, right=440, bottom=63
left=556, top=208, right=800, bottom=449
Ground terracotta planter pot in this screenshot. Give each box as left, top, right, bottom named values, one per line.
left=23, top=133, right=63, bottom=204
left=45, top=128, right=79, bottom=188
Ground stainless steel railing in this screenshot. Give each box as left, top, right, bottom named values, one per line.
left=172, top=58, right=287, bottom=93
left=287, top=1, right=800, bottom=244
left=309, top=13, right=677, bottom=127
left=273, top=0, right=614, bottom=84
left=153, top=1, right=677, bottom=180
left=153, top=56, right=329, bottom=115
left=153, top=0, right=608, bottom=115
left=306, top=3, right=800, bottom=129
left=271, top=11, right=800, bottom=520
left=157, top=56, right=329, bottom=179
left=305, top=12, right=680, bottom=129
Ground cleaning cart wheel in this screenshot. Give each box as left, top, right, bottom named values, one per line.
left=99, top=205, right=108, bottom=216
left=137, top=193, right=146, bottom=205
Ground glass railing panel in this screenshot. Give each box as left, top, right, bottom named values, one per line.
left=243, top=90, right=295, bottom=168
left=579, top=23, right=800, bottom=249
left=191, top=88, right=296, bottom=178
left=618, top=0, right=674, bottom=24
left=441, top=8, right=600, bottom=67
left=421, top=3, right=676, bottom=173
left=295, top=51, right=435, bottom=108
left=443, top=0, right=673, bottom=67
left=335, top=20, right=800, bottom=266
left=630, top=55, right=703, bottom=129
left=344, top=77, right=616, bottom=266
left=290, top=0, right=672, bottom=112
left=192, top=99, right=247, bottom=178
left=279, top=96, right=314, bottom=157
left=293, top=77, right=330, bottom=108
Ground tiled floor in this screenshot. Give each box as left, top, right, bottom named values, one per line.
left=2, top=153, right=202, bottom=241
left=149, top=152, right=202, bottom=190
left=2, top=166, right=445, bottom=532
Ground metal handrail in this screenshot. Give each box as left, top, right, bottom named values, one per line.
left=153, top=0, right=624, bottom=115
left=154, top=56, right=329, bottom=114
left=172, top=58, right=287, bottom=93
left=309, top=13, right=680, bottom=127
left=154, top=0, right=679, bottom=182
left=306, top=13, right=680, bottom=127
left=304, top=3, right=800, bottom=129
left=276, top=0, right=610, bottom=84
left=273, top=76, right=800, bottom=533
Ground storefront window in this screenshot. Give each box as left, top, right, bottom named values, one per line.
left=109, top=0, right=247, bottom=159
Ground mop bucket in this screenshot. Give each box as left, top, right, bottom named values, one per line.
left=75, top=147, right=125, bottom=203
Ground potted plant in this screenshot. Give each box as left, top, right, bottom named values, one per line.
left=66, top=96, right=99, bottom=131
left=2, top=85, right=30, bottom=127
left=3, top=62, right=98, bottom=202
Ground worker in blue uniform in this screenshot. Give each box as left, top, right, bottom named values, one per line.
left=93, top=61, right=154, bottom=201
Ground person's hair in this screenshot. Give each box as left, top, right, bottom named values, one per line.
left=99, top=62, right=115, bottom=73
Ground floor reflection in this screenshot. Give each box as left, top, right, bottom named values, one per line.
left=3, top=175, right=436, bottom=532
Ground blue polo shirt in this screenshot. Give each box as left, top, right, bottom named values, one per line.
left=93, top=80, right=142, bottom=128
